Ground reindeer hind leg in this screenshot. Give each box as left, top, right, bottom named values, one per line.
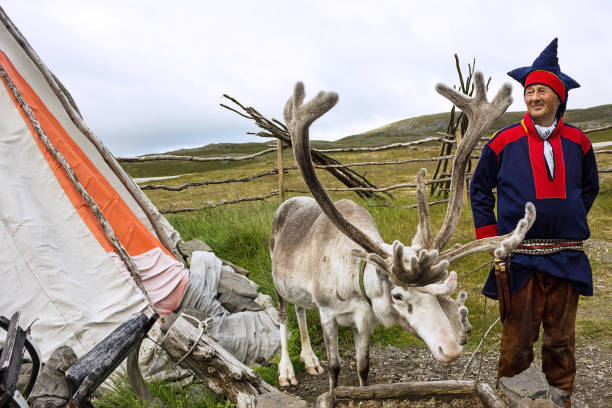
left=277, top=291, right=298, bottom=386
left=295, top=305, right=324, bottom=375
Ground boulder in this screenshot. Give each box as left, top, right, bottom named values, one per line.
left=256, top=392, right=308, bottom=408
left=218, top=265, right=259, bottom=298
left=499, top=366, right=564, bottom=408
left=218, top=289, right=265, bottom=313
left=29, top=345, right=78, bottom=408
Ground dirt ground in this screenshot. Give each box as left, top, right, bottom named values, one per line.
left=284, top=342, right=611, bottom=407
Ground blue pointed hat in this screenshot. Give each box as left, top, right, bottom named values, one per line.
left=507, top=38, right=579, bottom=115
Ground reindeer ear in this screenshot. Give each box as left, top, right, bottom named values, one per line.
left=422, top=270, right=456, bottom=295
left=363, top=253, right=391, bottom=282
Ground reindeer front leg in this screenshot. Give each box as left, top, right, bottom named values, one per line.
left=320, top=312, right=341, bottom=390
left=354, top=326, right=374, bottom=386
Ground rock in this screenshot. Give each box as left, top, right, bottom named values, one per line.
left=16, top=361, right=33, bottom=395
left=550, top=386, right=568, bottom=407
left=255, top=392, right=308, bottom=408
left=30, top=345, right=78, bottom=408
left=499, top=366, right=548, bottom=403
left=218, top=289, right=265, bottom=313
left=218, top=264, right=259, bottom=298
left=254, top=293, right=275, bottom=310
left=178, top=239, right=213, bottom=265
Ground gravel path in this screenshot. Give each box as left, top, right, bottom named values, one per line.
left=285, top=342, right=611, bottom=407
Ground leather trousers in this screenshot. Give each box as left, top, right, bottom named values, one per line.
left=497, top=271, right=578, bottom=407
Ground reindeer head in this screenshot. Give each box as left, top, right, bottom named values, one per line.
left=284, top=74, right=535, bottom=360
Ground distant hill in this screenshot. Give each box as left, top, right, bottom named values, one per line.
left=166, top=104, right=612, bottom=154
left=122, top=104, right=612, bottom=178
left=334, top=104, right=612, bottom=148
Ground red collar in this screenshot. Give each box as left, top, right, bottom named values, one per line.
left=522, top=112, right=563, bottom=140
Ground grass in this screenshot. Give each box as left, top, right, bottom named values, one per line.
left=105, top=111, right=612, bottom=406
left=94, top=374, right=234, bottom=408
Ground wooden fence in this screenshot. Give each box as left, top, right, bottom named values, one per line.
left=117, top=126, right=612, bottom=214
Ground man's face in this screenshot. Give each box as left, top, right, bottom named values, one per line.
left=524, top=84, right=561, bottom=126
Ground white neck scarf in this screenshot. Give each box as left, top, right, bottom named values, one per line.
left=534, top=119, right=558, bottom=178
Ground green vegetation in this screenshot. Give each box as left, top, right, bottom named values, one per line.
left=94, top=375, right=234, bottom=408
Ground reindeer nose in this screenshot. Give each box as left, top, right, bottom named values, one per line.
left=438, top=344, right=463, bottom=362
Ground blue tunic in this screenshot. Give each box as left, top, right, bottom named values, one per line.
left=469, top=113, right=599, bottom=298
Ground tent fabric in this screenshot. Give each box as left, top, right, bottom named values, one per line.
left=179, top=251, right=280, bottom=366
left=0, top=10, right=188, bottom=359
left=0, top=7, right=280, bottom=367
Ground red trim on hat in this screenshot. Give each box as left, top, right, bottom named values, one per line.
left=525, top=70, right=566, bottom=102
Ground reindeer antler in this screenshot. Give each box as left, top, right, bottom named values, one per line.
left=439, top=201, right=536, bottom=264
left=286, top=82, right=450, bottom=286
left=285, top=76, right=529, bottom=288
left=430, top=72, right=513, bottom=251
left=285, top=82, right=388, bottom=260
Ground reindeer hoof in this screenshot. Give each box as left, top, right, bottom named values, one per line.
left=290, top=376, right=298, bottom=385
left=306, top=366, right=318, bottom=375
left=279, top=378, right=291, bottom=387
left=316, top=364, right=325, bottom=374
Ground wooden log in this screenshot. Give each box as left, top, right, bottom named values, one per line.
left=65, top=313, right=158, bottom=403
left=160, top=314, right=286, bottom=408
left=117, top=148, right=277, bottom=163
left=277, top=139, right=285, bottom=202
left=584, top=124, right=612, bottom=133
left=314, top=380, right=477, bottom=407
left=314, top=136, right=447, bottom=153
left=140, top=169, right=282, bottom=191
left=476, top=382, right=506, bottom=408
left=0, top=312, right=26, bottom=398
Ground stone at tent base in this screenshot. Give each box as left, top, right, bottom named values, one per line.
left=499, top=366, right=565, bottom=408
left=29, top=345, right=78, bottom=408
left=218, top=264, right=259, bottom=298
left=517, top=397, right=562, bottom=407
left=218, top=289, right=265, bottom=313
left=16, top=361, right=32, bottom=395
left=178, top=239, right=213, bottom=264
left=255, top=392, right=308, bottom=408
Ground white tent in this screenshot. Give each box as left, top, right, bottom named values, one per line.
left=0, top=6, right=191, bottom=359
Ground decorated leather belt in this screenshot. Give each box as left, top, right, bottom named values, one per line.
left=510, top=239, right=584, bottom=256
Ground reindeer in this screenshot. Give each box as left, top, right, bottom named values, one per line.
left=270, top=72, right=536, bottom=391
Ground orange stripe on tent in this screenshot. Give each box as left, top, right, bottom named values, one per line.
left=0, top=51, right=172, bottom=258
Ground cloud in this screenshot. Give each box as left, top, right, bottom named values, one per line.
left=2, top=0, right=610, bottom=155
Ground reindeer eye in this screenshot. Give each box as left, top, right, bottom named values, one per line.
left=392, top=293, right=403, bottom=301
left=407, top=303, right=413, bottom=313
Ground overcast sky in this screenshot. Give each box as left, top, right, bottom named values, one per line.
left=2, top=1, right=611, bottom=156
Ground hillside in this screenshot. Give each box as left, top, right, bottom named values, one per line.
left=121, top=104, right=612, bottom=178
left=168, top=104, right=612, bottom=153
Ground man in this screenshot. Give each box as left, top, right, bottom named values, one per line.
left=469, top=38, right=599, bottom=407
